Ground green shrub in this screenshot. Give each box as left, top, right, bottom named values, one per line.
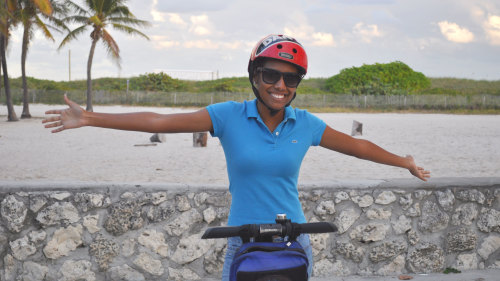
left=325, top=61, right=431, bottom=95
left=131, top=72, right=187, bottom=92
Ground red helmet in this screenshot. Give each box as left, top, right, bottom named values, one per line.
left=248, top=34, right=308, bottom=78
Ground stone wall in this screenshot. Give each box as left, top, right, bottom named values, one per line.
left=0, top=178, right=499, bottom=280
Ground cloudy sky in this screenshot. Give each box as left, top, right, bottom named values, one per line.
left=6, top=0, right=500, bottom=82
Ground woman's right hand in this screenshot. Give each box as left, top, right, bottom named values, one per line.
left=42, top=94, right=87, bottom=133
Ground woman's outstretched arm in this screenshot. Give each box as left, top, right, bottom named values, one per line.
left=42, top=95, right=213, bottom=134
left=319, top=125, right=430, bottom=181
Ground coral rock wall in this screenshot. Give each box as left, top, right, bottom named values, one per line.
left=0, top=178, right=499, bottom=280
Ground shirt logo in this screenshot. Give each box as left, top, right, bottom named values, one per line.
left=291, top=140, right=298, bottom=144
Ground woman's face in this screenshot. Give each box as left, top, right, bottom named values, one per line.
left=254, top=59, right=301, bottom=112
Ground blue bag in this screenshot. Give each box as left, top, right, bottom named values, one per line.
left=229, top=240, right=309, bottom=281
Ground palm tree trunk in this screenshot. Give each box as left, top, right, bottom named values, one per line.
left=1, top=33, right=18, bottom=121
left=21, top=23, right=31, bottom=118
left=86, top=38, right=98, bottom=112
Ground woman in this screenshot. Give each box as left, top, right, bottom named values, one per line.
left=43, top=34, right=430, bottom=280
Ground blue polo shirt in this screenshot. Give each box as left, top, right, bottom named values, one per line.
left=207, top=99, right=326, bottom=226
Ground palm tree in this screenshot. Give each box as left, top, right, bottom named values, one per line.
left=59, top=0, right=149, bottom=112
left=19, top=0, right=68, bottom=118
left=0, top=0, right=19, bottom=121
left=0, top=0, right=52, bottom=121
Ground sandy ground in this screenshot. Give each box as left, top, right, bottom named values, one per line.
left=1, top=103, right=499, bottom=185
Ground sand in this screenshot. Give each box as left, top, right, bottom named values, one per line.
left=1, top=103, right=499, bottom=185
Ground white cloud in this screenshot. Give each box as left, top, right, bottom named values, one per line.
left=438, top=21, right=475, bottom=43
left=283, top=12, right=335, bottom=47
left=184, top=39, right=217, bottom=49
left=189, top=15, right=213, bottom=36
left=284, top=26, right=312, bottom=42
left=353, top=22, right=382, bottom=43
left=150, top=35, right=181, bottom=49
left=311, top=32, right=336, bottom=46
left=183, top=39, right=242, bottom=50
left=150, top=2, right=188, bottom=27
left=168, top=13, right=187, bottom=27
left=484, top=15, right=500, bottom=45
left=10, top=28, right=24, bottom=44
left=154, top=0, right=227, bottom=13
left=151, top=0, right=165, bottom=22
left=151, top=10, right=164, bottom=22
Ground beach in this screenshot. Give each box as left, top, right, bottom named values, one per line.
left=1, top=103, right=499, bottom=185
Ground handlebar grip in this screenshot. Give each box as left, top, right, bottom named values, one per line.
left=202, top=226, right=241, bottom=239
left=295, top=222, right=338, bottom=234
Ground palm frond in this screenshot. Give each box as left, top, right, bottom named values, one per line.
left=65, top=0, right=88, bottom=16
left=108, top=16, right=150, bottom=28
left=108, top=5, right=130, bottom=17
left=111, top=23, right=149, bottom=40
left=39, top=22, right=62, bottom=33
left=37, top=6, right=69, bottom=32
left=44, top=16, right=68, bottom=33
left=6, top=0, right=17, bottom=13
left=62, top=15, right=91, bottom=25
left=89, top=0, right=99, bottom=14
left=102, top=0, right=116, bottom=15
left=33, top=13, right=54, bottom=41
left=101, top=27, right=121, bottom=67
left=50, top=1, right=71, bottom=16
left=0, top=3, right=15, bottom=35
left=32, top=0, right=53, bottom=16
left=58, top=25, right=88, bottom=49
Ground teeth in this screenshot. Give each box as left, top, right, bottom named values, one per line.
left=271, top=94, right=285, bottom=99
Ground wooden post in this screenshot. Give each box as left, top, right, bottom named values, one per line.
left=193, top=132, right=208, bottom=147
left=150, top=133, right=166, bottom=143
left=351, top=120, right=363, bottom=136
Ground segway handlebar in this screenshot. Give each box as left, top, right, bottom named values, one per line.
left=202, top=221, right=337, bottom=240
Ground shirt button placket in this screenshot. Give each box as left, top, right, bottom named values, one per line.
left=273, top=131, right=280, bottom=148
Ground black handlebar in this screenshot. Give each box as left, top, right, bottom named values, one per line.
left=294, top=222, right=338, bottom=234
left=202, top=221, right=337, bottom=241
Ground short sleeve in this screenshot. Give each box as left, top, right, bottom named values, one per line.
left=306, top=111, right=327, bottom=146
left=206, top=101, right=237, bottom=138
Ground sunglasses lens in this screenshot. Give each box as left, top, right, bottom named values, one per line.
left=260, top=68, right=302, bottom=88
left=262, top=69, right=281, bottom=84
left=284, top=73, right=301, bottom=88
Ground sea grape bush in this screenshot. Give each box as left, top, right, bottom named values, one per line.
left=325, top=61, right=431, bottom=95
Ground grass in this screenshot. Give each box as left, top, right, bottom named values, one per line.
left=5, top=75, right=500, bottom=115
left=304, top=106, right=500, bottom=114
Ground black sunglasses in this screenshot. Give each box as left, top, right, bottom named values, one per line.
left=256, top=67, right=303, bottom=88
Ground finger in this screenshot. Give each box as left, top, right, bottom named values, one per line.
left=45, top=109, right=63, bottom=115
left=418, top=167, right=431, bottom=174
left=64, top=94, right=79, bottom=108
left=44, top=121, right=62, bottom=128
left=51, top=126, right=65, bottom=133
left=42, top=116, right=61, bottom=123
left=417, top=173, right=428, bottom=181
left=420, top=171, right=431, bottom=180
left=411, top=168, right=430, bottom=181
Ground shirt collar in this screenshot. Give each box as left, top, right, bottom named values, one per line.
left=246, top=99, right=296, bottom=121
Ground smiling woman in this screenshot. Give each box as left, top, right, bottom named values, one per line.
left=42, top=34, right=430, bottom=281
